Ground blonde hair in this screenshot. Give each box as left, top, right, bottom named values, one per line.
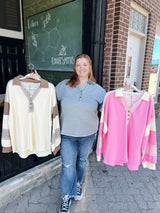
left=66, top=54, right=96, bottom=87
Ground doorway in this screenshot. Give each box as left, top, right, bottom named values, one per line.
left=0, top=37, right=26, bottom=94
left=125, top=33, right=143, bottom=87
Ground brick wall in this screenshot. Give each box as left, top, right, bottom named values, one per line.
left=102, top=0, right=115, bottom=92
left=103, top=0, right=131, bottom=91
left=103, top=0, right=160, bottom=92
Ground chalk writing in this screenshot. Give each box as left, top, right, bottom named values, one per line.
left=27, top=0, right=82, bottom=71
left=31, top=32, right=37, bottom=47
left=51, top=56, right=74, bottom=65
left=42, top=13, right=51, bottom=28
left=59, top=45, right=67, bottom=56
left=27, top=19, right=39, bottom=30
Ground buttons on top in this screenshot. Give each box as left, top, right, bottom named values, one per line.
left=79, top=89, right=83, bottom=102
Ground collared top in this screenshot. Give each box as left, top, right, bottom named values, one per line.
left=56, top=79, right=106, bottom=137
left=96, top=89, right=157, bottom=170
left=1, top=75, right=61, bottom=158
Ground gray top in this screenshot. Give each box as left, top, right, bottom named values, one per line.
left=56, top=79, right=106, bottom=137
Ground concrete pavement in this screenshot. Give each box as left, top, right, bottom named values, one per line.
left=0, top=113, right=160, bottom=213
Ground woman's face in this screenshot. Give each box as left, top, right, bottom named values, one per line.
left=75, top=58, right=90, bottom=79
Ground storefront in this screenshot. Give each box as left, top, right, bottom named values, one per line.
left=0, top=0, right=160, bottom=182
left=103, top=0, right=160, bottom=111
left=0, top=0, right=107, bottom=182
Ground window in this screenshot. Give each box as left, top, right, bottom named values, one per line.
left=129, top=8, right=146, bottom=34
left=0, top=0, right=21, bottom=31
left=148, top=22, right=160, bottom=102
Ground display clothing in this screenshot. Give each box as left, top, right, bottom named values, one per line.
left=96, top=88, right=157, bottom=170
left=56, top=79, right=106, bottom=137
left=1, top=75, right=61, bottom=158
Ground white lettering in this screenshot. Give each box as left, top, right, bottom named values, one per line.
left=51, top=56, right=74, bottom=65
left=31, top=32, right=37, bottom=47
left=43, top=13, right=51, bottom=28
left=27, top=19, right=39, bottom=30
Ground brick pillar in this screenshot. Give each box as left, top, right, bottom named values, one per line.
left=103, top=0, right=131, bottom=91
left=102, top=0, right=115, bottom=91
left=111, top=0, right=130, bottom=90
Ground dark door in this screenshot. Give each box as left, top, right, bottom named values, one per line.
left=0, top=37, right=26, bottom=180
left=0, top=37, right=56, bottom=182
left=0, top=36, right=26, bottom=94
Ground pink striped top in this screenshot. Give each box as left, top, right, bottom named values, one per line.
left=96, top=89, right=157, bottom=170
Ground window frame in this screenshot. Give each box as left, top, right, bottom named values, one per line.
left=0, top=0, right=23, bottom=39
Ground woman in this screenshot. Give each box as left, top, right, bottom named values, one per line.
left=56, top=54, right=106, bottom=213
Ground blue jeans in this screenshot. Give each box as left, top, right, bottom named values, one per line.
left=60, top=133, right=96, bottom=198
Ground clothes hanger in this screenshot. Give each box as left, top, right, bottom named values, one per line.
left=129, top=85, right=143, bottom=93
left=20, top=64, right=41, bottom=81
left=123, top=84, right=143, bottom=93
left=122, top=76, right=144, bottom=93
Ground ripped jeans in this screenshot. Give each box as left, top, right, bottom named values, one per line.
left=60, top=133, right=96, bottom=198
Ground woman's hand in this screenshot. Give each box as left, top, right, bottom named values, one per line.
left=26, top=70, right=41, bottom=80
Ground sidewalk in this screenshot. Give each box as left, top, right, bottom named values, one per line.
left=0, top=114, right=160, bottom=213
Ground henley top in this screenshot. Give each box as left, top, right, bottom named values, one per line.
left=96, top=89, right=157, bottom=170
left=1, top=75, right=61, bottom=158
left=56, top=79, right=106, bottom=137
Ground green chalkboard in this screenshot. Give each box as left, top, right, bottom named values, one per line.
left=27, top=0, right=82, bottom=71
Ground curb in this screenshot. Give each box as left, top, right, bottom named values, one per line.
left=0, top=156, right=62, bottom=208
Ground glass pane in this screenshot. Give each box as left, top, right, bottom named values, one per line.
left=148, top=37, right=160, bottom=97
left=129, top=8, right=146, bottom=34
left=7, top=46, right=17, bottom=55
left=148, top=63, right=158, bottom=95
left=8, top=58, right=18, bottom=78
left=0, top=0, right=21, bottom=31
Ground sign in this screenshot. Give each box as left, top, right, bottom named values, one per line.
left=27, top=0, right=82, bottom=71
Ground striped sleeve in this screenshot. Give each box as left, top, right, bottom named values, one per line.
left=141, top=95, right=157, bottom=170
left=1, top=81, right=12, bottom=153
left=51, top=85, right=61, bottom=155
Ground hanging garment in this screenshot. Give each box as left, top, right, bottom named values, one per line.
left=1, top=75, right=61, bottom=158
left=96, top=88, right=157, bottom=170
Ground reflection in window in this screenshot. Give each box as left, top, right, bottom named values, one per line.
left=127, top=56, right=132, bottom=78
left=129, top=8, right=146, bottom=34
left=148, top=36, right=160, bottom=99
left=148, top=62, right=158, bottom=95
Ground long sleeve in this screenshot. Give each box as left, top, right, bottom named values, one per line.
left=96, top=93, right=108, bottom=161
left=141, top=95, right=157, bottom=170
left=1, top=80, right=12, bottom=153
left=51, top=85, right=61, bottom=155
left=1, top=79, right=61, bottom=158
